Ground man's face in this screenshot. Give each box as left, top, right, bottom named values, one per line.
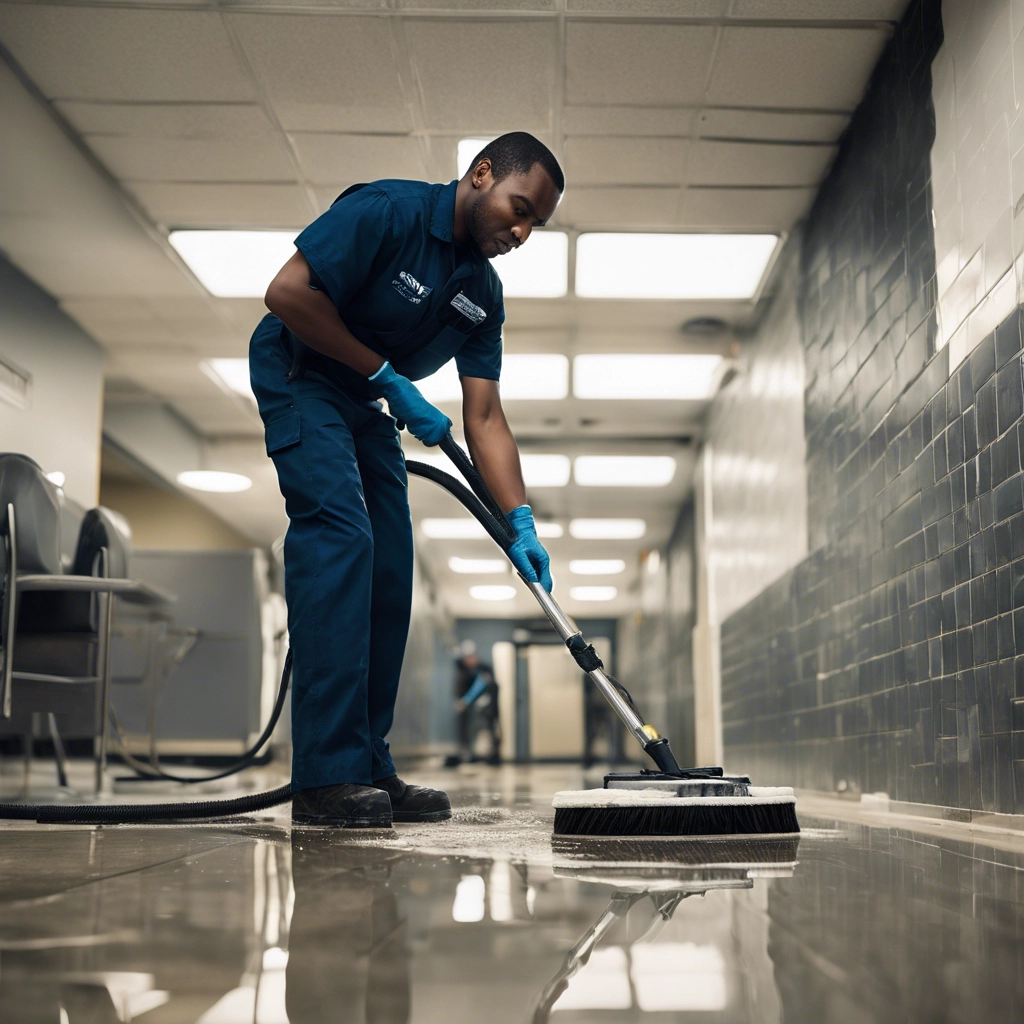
left=465, top=161, right=561, bottom=260
left=463, top=653, right=479, bottom=670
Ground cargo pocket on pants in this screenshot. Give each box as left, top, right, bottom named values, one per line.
left=265, top=410, right=322, bottom=519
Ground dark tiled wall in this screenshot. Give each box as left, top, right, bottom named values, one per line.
left=720, top=1, right=1024, bottom=814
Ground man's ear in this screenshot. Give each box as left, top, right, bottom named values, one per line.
left=472, top=159, right=493, bottom=189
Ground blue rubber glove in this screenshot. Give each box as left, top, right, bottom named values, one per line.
left=462, top=672, right=489, bottom=707
left=506, top=505, right=553, bottom=592
left=369, top=361, right=452, bottom=447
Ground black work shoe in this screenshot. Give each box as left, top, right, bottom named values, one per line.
left=373, top=775, right=451, bottom=823
left=292, top=783, right=393, bottom=828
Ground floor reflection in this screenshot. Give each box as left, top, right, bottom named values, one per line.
left=0, top=767, right=1021, bottom=1023
left=286, top=841, right=409, bottom=1024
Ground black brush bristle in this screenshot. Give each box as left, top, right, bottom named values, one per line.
left=550, top=834, right=800, bottom=864
left=552, top=802, right=799, bottom=837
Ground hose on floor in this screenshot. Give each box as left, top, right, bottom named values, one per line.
left=111, top=648, right=293, bottom=785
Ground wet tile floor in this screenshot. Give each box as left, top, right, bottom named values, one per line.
left=0, top=763, right=1022, bottom=1023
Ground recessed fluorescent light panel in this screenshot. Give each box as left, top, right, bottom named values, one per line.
left=493, top=232, right=569, bottom=298
left=203, top=358, right=255, bottom=403
left=450, top=557, right=507, bottom=574
left=573, top=354, right=723, bottom=400
left=416, top=354, right=569, bottom=403
left=569, top=586, right=617, bottom=601
left=574, top=455, right=676, bottom=487
left=169, top=231, right=297, bottom=298
left=575, top=232, right=778, bottom=300
left=569, top=519, right=646, bottom=540
left=470, top=584, right=516, bottom=601
left=501, top=354, right=569, bottom=399
left=522, top=454, right=571, bottom=487
left=416, top=363, right=462, bottom=403
left=535, top=521, right=564, bottom=538
left=177, top=470, right=253, bottom=493
left=458, top=138, right=493, bottom=178
left=421, top=518, right=487, bottom=539
left=570, top=559, right=626, bottom=575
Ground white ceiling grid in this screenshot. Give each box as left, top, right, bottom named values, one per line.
left=0, top=0, right=906, bottom=614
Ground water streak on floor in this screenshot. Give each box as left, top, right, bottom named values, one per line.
left=0, top=764, right=1022, bottom=1023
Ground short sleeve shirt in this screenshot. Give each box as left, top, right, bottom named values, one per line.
left=290, top=179, right=504, bottom=387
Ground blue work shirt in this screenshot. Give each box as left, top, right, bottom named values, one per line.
left=274, top=178, right=504, bottom=396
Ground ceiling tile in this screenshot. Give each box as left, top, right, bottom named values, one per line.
left=565, top=136, right=689, bottom=187
left=566, top=22, right=717, bottom=106
left=727, top=0, right=906, bottom=19
left=230, top=14, right=411, bottom=132
left=0, top=7, right=255, bottom=102
left=567, top=0, right=726, bottom=13
left=707, top=26, right=892, bottom=110
left=563, top=106, right=696, bottom=137
left=555, top=186, right=681, bottom=229
left=2, top=220, right=196, bottom=300
left=290, top=133, right=426, bottom=185
left=406, top=20, right=555, bottom=131
left=87, top=135, right=296, bottom=182
left=129, top=182, right=311, bottom=228
left=63, top=295, right=242, bottom=351
left=400, top=0, right=554, bottom=8
left=56, top=102, right=276, bottom=139
left=690, top=140, right=836, bottom=187
left=679, top=186, right=816, bottom=231
left=697, top=108, right=849, bottom=142
left=170, top=395, right=265, bottom=437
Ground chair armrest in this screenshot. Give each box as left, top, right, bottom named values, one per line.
left=17, top=575, right=177, bottom=606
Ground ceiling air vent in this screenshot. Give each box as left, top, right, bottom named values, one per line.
left=0, top=356, right=32, bottom=409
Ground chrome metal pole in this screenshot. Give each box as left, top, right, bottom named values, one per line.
left=526, top=581, right=650, bottom=749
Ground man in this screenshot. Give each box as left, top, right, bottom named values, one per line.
left=450, top=640, right=501, bottom=765
left=250, top=133, right=563, bottom=827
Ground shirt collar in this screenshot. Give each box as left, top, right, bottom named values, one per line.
left=430, top=180, right=458, bottom=242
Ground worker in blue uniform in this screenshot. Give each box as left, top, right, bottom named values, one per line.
left=250, top=133, right=564, bottom=828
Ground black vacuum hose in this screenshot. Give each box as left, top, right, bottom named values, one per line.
left=0, top=784, right=295, bottom=824
left=114, top=648, right=293, bottom=784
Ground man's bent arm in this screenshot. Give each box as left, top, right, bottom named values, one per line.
left=461, top=376, right=528, bottom=513
left=265, top=251, right=385, bottom=378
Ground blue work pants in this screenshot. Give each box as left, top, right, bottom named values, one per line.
left=250, top=317, right=413, bottom=790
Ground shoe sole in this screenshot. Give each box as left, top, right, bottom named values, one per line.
left=392, top=808, right=452, bottom=823
left=292, top=816, right=392, bottom=828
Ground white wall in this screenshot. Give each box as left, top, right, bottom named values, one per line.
left=701, top=241, right=809, bottom=624
left=0, top=254, right=104, bottom=507
left=932, top=0, right=1024, bottom=370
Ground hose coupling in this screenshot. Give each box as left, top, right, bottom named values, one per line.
left=564, top=633, right=604, bottom=672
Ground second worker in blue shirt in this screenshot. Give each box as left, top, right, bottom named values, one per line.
left=250, top=132, right=563, bottom=827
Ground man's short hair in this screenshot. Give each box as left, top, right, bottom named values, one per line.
left=467, top=132, right=565, bottom=193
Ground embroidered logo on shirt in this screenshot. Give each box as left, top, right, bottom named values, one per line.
left=392, top=271, right=432, bottom=304
left=450, top=292, right=487, bottom=325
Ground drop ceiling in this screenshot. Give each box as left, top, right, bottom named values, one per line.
left=0, top=0, right=905, bottom=617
